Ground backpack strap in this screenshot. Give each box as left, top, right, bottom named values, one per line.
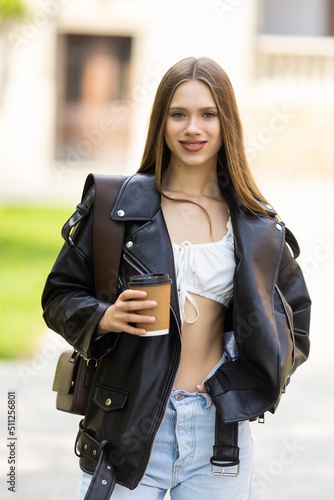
left=79, top=174, right=124, bottom=500
left=82, top=173, right=125, bottom=302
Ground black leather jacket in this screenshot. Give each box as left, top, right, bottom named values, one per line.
left=42, top=172, right=311, bottom=489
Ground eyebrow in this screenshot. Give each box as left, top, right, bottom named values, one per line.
left=168, top=106, right=218, bottom=111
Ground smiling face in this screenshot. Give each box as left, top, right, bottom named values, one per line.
left=164, top=79, right=223, bottom=171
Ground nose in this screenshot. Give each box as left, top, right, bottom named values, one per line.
left=185, top=115, right=201, bottom=135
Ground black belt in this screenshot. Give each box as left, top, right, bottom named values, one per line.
left=83, top=441, right=115, bottom=500
left=76, top=409, right=240, bottom=500
left=211, top=413, right=240, bottom=477
left=75, top=425, right=116, bottom=500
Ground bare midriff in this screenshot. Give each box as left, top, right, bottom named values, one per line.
left=173, top=292, right=226, bottom=392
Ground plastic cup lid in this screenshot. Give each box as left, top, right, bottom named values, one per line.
left=128, top=273, right=172, bottom=286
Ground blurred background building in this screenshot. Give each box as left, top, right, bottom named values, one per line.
left=0, top=0, right=333, bottom=202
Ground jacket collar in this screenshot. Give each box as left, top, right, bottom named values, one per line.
left=111, top=173, right=161, bottom=221
left=111, top=171, right=279, bottom=225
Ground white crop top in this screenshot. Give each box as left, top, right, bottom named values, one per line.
left=172, top=217, right=235, bottom=326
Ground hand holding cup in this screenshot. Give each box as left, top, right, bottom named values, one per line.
left=128, top=273, right=172, bottom=337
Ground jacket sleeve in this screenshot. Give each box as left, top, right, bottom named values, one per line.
left=41, top=206, right=120, bottom=360
left=205, top=225, right=311, bottom=422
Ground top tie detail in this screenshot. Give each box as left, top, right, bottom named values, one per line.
left=171, top=217, right=235, bottom=327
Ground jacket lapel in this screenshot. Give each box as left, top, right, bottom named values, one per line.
left=111, top=173, right=161, bottom=222
left=111, top=173, right=180, bottom=325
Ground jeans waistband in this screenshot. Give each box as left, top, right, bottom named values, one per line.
left=170, top=353, right=227, bottom=409
left=170, top=389, right=214, bottom=410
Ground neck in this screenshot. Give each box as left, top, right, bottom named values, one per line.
left=162, top=155, right=220, bottom=198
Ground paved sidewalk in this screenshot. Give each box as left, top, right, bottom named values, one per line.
left=0, top=333, right=83, bottom=500
left=0, top=175, right=333, bottom=499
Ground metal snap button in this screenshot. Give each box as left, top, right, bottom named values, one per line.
left=105, top=398, right=112, bottom=406
left=117, top=210, right=125, bottom=217
left=126, top=241, right=133, bottom=249
left=93, top=449, right=97, bottom=455
left=107, top=465, right=111, bottom=470
left=84, top=444, right=88, bottom=450
left=102, top=480, right=107, bottom=485
left=275, top=223, right=282, bottom=231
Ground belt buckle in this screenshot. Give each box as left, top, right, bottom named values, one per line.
left=211, top=460, right=240, bottom=477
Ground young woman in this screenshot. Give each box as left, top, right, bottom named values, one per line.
left=42, top=57, right=311, bottom=500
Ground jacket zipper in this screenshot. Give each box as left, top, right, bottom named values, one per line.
left=137, top=305, right=182, bottom=481
left=122, top=250, right=182, bottom=486
left=123, top=252, right=145, bottom=275
left=275, top=284, right=296, bottom=375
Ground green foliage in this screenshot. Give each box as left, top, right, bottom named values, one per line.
left=0, top=205, right=72, bottom=358
left=0, top=0, right=27, bottom=22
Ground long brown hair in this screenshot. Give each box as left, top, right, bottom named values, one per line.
left=137, top=56, right=268, bottom=215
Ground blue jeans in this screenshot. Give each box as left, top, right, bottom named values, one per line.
left=77, top=391, right=254, bottom=500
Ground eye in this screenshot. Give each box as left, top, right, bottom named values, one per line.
left=203, top=112, right=216, bottom=118
left=171, top=112, right=185, bottom=118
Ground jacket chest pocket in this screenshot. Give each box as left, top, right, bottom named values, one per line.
left=92, top=383, right=129, bottom=412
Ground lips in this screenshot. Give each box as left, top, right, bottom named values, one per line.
left=179, top=141, right=207, bottom=152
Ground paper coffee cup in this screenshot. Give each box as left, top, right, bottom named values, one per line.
left=128, top=273, right=172, bottom=337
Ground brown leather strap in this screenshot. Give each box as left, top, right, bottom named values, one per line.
left=75, top=175, right=125, bottom=498
left=82, top=174, right=125, bottom=302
